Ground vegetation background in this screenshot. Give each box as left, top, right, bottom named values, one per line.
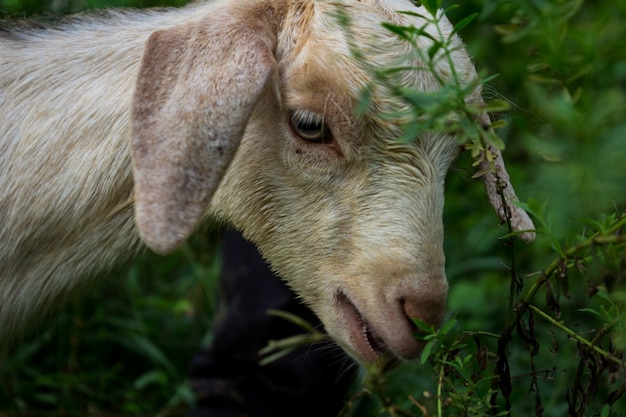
left=0, top=0, right=624, bottom=416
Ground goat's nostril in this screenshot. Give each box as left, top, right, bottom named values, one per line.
left=400, top=295, right=446, bottom=334
left=403, top=300, right=429, bottom=336
left=399, top=298, right=419, bottom=330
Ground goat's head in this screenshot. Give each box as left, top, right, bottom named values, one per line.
left=131, top=0, right=534, bottom=363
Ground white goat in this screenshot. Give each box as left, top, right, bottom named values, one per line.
left=0, top=0, right=534, bottom=363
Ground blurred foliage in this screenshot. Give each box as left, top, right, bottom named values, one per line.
left=341, top=0, right=626, bottom=416
left=1, top=0, right=625, bottom=416
left=0, top=230, right=219, bottom=415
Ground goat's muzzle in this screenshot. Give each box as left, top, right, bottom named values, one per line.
left=334, top=276, right=448, bottom=364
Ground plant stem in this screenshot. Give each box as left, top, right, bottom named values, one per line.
left=437, top=352, right=446, bottom=417
left=524, top=224, right=626, bottom=305
left=528, top=304, right=625, bottom=369
left=493, top=172, right=520, bottom=329
left=463, top=330, right=502, bottom=340
left=500, top=215, right=626, bottom=334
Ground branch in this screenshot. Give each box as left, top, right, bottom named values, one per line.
left=528, top=304, right=625, bottom=369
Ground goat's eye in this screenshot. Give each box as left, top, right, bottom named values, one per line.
left=289, top=110, right=331, bottom=144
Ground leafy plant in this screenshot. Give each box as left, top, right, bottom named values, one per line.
left=337, top=0, right=626, bottom=416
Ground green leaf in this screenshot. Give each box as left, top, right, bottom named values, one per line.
left=134, top=370, right=169, bottom=390
left=439, top=318, right=457, bottom=335
left=489, top=119, right=508, bottom=130
left=259, top=348, right=297, bottom=366
left=428, top=41, right=443, bottom=60
left=517, top=198, right=551, bottom=233
left=413, top=318, right=436, bottom=334
left=118, top=334, right=176, bottom=376
left=267, top=309, right=316, bottom=332
left=399, top=88, right=439, bottom=109
left=528, top=73, right=562, bottom=84
left=381, top=22, right=412, bottom=41
left=482, top=99, right=512, bottom=113
left=482, top=129, right=506, bottom=149
left=452, top=12, right=478, bottom=36
left=578, top=308, right=604, bottom=319
left=420, top=339, right=437, bottom=364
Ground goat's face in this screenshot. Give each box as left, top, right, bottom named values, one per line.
left=209, top=0, right=468, bottom=363
left=226, top=122, right=455, bottom=364
left=133, top=0, right=518, bottom=364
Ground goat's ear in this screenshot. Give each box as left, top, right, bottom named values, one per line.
left=479, top=115, right=536, bottom=242
left=131, top=11, right=277, bottom=254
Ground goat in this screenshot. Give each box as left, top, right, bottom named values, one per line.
left=0, top=0, right=534, bottom=363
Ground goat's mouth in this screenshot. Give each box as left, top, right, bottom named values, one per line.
left=337, top=292, right=393, bottom=363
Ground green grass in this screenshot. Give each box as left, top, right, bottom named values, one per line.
left=0, top=233, right=220, bottom=416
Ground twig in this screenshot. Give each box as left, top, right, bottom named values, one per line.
left=528, top=304, right=625, bottom=369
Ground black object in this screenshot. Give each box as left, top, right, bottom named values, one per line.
left=188, top=231, right=357, bottom=417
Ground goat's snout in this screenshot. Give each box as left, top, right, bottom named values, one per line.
left=331, top=273, right=448, bottom=364
left=400, top=289, right=447, bottom=335
left=390, top=279, right=449, bottom=358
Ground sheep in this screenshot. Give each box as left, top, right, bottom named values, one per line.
left=0, top=0, right=534, bottom=364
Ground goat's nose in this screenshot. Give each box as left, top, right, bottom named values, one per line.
left=400, top=291, right=447, bottom=333
left=378, top=291, right=447, bottom=360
